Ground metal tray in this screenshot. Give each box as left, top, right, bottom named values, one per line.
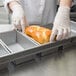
left=0, top=30, right=39, bottom=64
left=0, top=21, right=76, bottom=65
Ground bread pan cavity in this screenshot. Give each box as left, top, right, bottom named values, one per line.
left=20, top=32, right=40, bottom=45
left=0, top=30, right=38, bottom=53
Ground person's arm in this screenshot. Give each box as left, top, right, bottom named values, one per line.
left=50, top=0, right=72, bottom=42
left=8, top=1, right=20, bottom=12
left=60, top=0, right=72, bottom=7
left=4, top=0, right=19, bottom=13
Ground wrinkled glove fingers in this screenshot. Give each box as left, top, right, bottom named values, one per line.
left=21, top=17, right=29, bottom=33
left=50, top=29, right=57, bottom=43
left=62, top=28, right=68, bottom=39
left=21, top=18, right=25, bottom=32
left=56, top=29, right=63, bottom=41
left=12, top=16, right=19, bottom=25
left=66, top=28, right=71, bottom=39
left=62, top=28, right=71, bottom=39
left=12, top=17, right=22, bottom=30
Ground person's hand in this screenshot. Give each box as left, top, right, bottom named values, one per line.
left=11, top=4, right=29, bottom=32
left=50, top=6, right=71, bottom=43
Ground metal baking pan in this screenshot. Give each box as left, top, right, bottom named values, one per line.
left=0, top=30, right=39, bottom=64
left=0, top=21, right=76, bottom=64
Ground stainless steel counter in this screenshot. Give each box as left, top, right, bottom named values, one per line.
left=14, top=46, right=76, bottom=76
left=0, top=46, right=76, bottom=76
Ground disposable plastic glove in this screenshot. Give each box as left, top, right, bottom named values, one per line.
left=11, top=4, right=29, bottom=32
left=50, top=6, right=71, bottom=42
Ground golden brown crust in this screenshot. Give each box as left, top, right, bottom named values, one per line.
left=24, top=25, right=52, bottom=44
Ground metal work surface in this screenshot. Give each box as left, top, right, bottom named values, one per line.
left=0, top=46, right=76, bottom=76
left=11, top=46, right=76, bottom=76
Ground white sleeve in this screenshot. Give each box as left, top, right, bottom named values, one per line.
left=4, top=0, right=20, bottom=13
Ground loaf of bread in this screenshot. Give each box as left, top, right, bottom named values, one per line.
left=24, top=25, right=52, bottom=44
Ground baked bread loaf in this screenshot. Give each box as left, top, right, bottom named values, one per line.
left=24, top=25, right=52, bottom=44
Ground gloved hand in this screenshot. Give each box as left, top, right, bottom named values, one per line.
left=11, top=4, right=29, bottom=32
left=50, top=6, right=71, bottom=42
